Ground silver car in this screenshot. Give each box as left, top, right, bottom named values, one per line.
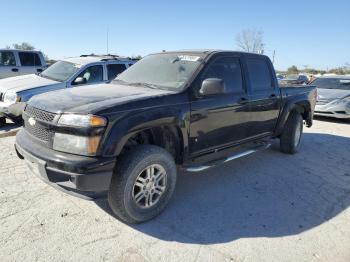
left=0, top=55, right=136, bottom=125
left=314, top=76, right=350, bottom=119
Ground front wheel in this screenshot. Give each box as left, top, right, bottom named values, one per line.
left=108, top=145, right=177, bottom=224
left=280, top=112, right=303, bottom=154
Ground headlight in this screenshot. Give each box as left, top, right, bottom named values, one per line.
left=53, top=133, right=102, bottom=156
left=58, top=114, right=107, bottom=127
left=3, top=92, right=20, bottom=104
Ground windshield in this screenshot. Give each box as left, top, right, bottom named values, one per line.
left=312, top=78, right=350, bottom=90
left=41, top=61, right=80, bottom=82
left=115, top=53, right=204, bottom=91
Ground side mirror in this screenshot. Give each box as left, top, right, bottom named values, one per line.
left=73, top=77, right=87, bottom=85
left=199, top=78, right=225, bottom=96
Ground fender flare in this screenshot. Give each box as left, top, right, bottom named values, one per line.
left=274, top=99, right=311, bottom=137
left=102, top=108, right=189, bottom=159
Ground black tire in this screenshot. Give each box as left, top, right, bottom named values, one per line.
left=280, top=112, right=303, bottom=154
left=108, top=145, right=177, bottom=224
left=0, top=117, right=6, bottom=127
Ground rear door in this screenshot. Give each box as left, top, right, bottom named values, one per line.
left=0, top=50, right=19, bottom=78
left=244, top=56, right=280, bottom=137
left=18, top=52, right=44, bottom=75
left=107, top=63, right=127, bottom=81
left=189, top=55, right=251, bottom=155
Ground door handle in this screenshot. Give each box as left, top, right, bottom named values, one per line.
left=239, top=97, right=248, bottom=104
left=11, top=68, right=19, bottom=72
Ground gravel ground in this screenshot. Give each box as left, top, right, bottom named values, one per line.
left=0, top=118, right=349, bottom=262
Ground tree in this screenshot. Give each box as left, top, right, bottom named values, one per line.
left=235, top=29, right=264, bottom=53
left=12, top=42, right=35, bottom=50
left=287, top=65, right=299, bottom=74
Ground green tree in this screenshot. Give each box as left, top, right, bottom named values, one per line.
left=12, top=42, right=35, bottom=50
left=287, top=65, right=299, bottom=74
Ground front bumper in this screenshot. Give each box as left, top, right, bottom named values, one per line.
left=0, top=102, right=26, bottom=119
left=15, top=129, right=116, bottom=200
left=314, top=101, right=350, bottom=119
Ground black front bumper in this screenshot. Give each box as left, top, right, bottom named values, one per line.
left=15, top=130, right=116, bottom=200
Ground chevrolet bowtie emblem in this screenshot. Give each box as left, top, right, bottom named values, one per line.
left=28, top=117, right=36, bottom=126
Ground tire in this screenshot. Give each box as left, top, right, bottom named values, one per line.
left=0, top=117, right=6, bottom=127
left=108, top=145, right=177, bottom=224
left=280, top=112, right=303, bottom=154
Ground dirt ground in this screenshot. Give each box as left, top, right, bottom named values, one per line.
left=0, top=117, right=349, bottom=262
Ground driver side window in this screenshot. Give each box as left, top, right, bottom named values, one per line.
left=73, top=65, right=103, bottom=85
left=201, top=57, right=243, bottom=93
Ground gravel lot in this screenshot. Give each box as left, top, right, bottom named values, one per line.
left=0, top=118, right=349, bottom=262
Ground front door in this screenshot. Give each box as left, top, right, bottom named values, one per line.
left=189, top=56, right=250, bottom=156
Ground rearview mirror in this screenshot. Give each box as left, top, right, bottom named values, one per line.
left=73, top=77, right=87, bottom=85
left=200, top=78, right=225, bottom=96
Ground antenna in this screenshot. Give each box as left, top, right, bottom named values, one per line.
left=106, top=28, right=109, bottom=55
left=272, top=50, right=276, bottom=64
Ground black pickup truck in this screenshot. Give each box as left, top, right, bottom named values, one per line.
left=15, top=50, right=317, bottom=223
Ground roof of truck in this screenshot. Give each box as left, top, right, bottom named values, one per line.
left=0, top=49, right=43, bottom=53
left=153, top=49, right=268, bottom=58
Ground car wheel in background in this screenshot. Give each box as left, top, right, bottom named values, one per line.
left=0, top=117, right=6, bottom=127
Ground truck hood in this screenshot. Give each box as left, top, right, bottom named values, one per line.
left=28, top=82, right=175, bottom=114
left=0, top=74, right=60, bottom=94
left=317, top=88, right=350, bottom=101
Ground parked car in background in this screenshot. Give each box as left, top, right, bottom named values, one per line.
left=0, top=49, right=47, bottom=79
left=0, top=55, right=136, bottom=125
left=15, top=50, right=316, bottom=223
left=312, top=76, right=350, bottom=119
left=279, top=74, right=309, bottom=86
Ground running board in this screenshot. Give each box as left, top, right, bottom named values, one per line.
left=185, top=142, right=271, bottom=172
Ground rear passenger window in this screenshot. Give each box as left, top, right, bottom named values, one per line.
left=0, top=51, right=16, bottom=66
left=202, top=57, right=243, bottom=93
left=19, top=52, right=42, bottom=66
left=246, top=58, right=273, bottom=91
left=107, top=64, right=126, bottom=80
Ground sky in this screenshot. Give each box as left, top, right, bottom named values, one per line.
left=1, top=0, right=349, bottom=70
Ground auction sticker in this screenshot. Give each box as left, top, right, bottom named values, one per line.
left=178, top=55, right=201, bottom=62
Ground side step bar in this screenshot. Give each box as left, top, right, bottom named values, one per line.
left=185, top=141, right=271, bottom=172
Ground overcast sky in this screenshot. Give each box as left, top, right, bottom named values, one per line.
left=1, top=0, right=349, bottom=70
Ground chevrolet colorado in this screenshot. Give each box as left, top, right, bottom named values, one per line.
left=15, top=50, right=317, bottom=223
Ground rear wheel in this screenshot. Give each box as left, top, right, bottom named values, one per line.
left=280, top=112, right=303, bottom=154
left=0, top=117, right=6, bottom=127
left=108, top=145, right=177, bottom=224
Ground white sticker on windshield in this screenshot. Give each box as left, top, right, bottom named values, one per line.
left=178, top=55, right=201, bottom=62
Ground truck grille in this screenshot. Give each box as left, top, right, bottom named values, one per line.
left=23, top=105, right=57, bottom=144
left=25, top=105, right=56, bottom=122
left=24, top=119, right=54, bottom=142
